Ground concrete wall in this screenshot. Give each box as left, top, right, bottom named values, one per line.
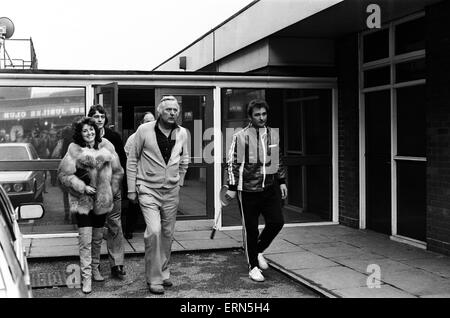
left=268, top=38, right=335, bottom=66
left=217, top=40, right=269, bottom=73
left=213, top=0, right=342, bottom=62
left=426, top=0, right=450, bottom=256
left=216, top=37, right=335, bottom=73
left=154, top=0, right=343, bottom=71
left=155, top=33, right=214, bottom=72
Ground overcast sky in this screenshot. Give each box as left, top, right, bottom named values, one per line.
left=1, top=0, right=253, bottom=71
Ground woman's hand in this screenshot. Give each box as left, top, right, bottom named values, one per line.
left=85, top=185, right=97, bottom=195
left=280, top=184, right=288, bottom=199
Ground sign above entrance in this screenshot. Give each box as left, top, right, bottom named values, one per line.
left=1, top=105, right=84, bottom=120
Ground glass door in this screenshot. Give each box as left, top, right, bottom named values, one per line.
left=94, top=82, right=118, bottom=130
left=365, top=90, right=391, bottom=235
left=155, top=88, right=214, bottom=220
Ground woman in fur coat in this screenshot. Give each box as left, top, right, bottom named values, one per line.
left=58, top=117, right=124, bottom=294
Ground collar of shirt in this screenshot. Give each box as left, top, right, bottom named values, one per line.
left=156, top=117, right=179, bottom=131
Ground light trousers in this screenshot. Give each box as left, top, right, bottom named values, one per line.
left=105, top=191, right=125, bottom=267
left=138, top=184, right=179, bottom=285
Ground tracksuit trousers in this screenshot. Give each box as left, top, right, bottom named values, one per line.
left=238, top=184, right=285, bottom=270
left=137, top=184, right=179, bottom=286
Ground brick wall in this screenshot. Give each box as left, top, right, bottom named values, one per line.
left=336, top=34, right=360, bottom=228
left=426, top=1, right=450, bottom=256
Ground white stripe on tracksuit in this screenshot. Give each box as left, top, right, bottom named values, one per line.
left=227, top=134, right=237, bottom=187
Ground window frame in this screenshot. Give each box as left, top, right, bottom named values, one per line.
left=359, top=12, right=427, bottom=243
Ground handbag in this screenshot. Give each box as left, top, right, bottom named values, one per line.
left=75, top=167, right=91, bottom=185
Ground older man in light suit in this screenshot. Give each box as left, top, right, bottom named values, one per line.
left=127, top=96, right=189, bottom=295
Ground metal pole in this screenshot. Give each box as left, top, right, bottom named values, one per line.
left=0, top=36, right=4, bottom=69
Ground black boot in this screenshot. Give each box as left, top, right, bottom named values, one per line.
left=111, top=265, right=126, bottom=278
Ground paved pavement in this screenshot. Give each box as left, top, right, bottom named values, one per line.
left=30, top=250, right=319, bottom=298
left=24, top=224, right=450, bottom=298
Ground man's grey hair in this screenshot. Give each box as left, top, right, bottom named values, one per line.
left=157, top=96, right=180, bottom=115
left=141, top=111, right=155, bottom=124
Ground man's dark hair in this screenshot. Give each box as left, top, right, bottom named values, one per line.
left=247, top=99, right=269, bottom=117
left=72, top=116, right=102, bottom=148
left=88, top=104, right=109, bottom=126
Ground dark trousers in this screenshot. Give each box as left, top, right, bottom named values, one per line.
left=76, top=211, right=107, bottom=228
left=125, top=200, right=141, bottom=234
left=238, top=185, right=284, bottom=270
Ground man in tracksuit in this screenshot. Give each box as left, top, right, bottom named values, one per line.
left=226, top=99, right=287, bottom=282
left=127, top=96, right=189, bottom=294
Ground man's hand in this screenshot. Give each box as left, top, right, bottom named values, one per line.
left=127, top=192, right=138, bottom=203
left=85, top=185, right=96, bottom=195
left=225, top=190, right=237, bottom=201
left=280, top=184, right=288, bottom=200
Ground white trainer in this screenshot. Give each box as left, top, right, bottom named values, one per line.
left=257, top=253, right=269, bottom=270
left=249, top=267, right=265, bottom=282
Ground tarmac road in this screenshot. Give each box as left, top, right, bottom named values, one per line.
left=29, top=249, right=320, bottom=298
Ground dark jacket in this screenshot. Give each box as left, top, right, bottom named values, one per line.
left=226, top=123, right=286, bottom=192
left=103, top=127, right=128, bottom=192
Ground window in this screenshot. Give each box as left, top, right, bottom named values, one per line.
left=361, top=14, right=427, bottom=241
left=221, top=88, right=332, bottom=226
left=395, top=58, right=426, bottom=83
left=0, top=86, right=86, bottom=235
left=395, top=17, right=425, bottom=55
left=396, top=86, right=426, bottom=157
left=363, top=29, right=389, bottom=63
left=364, top=66, right=390, bottom=88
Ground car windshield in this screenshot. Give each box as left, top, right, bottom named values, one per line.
left=0, top=146, right=29, bottom=160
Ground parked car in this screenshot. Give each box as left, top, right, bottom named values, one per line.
left=0, top=143, right=46, bottom=207
left=0, top=183, right=45, bottom=297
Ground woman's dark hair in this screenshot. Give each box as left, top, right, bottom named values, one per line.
left=247, top=99, right=270, bottom=117
left=87, top=104, right=109, bottom=126
left=72, top=117, right=102, bottom=148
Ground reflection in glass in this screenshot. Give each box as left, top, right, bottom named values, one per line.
left=0, top=86, right=86, bottom=234
left=179, top=167, right=207, bottom=218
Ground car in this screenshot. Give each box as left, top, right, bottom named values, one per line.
left=0, top=143, right=46, bottom=207
left=0, top=183, right=45, bottom=297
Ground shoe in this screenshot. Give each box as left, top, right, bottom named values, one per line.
left=162, top=279, right=173, bottom=287
left=249, top=267, right=265, bottom=282
left=111, top=265, right=126, bottom=278
left=81, top=278, right=92, bottom=294
left=148, top=284, right=164, bottom=294
left=124, top=232, right=133, bottom=240
left=92, top=269, right=105, bottom=282
left=257, top=253, right=269, bottom=270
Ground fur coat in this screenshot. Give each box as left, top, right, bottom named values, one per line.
left=57, top=139, right=124, bottom=215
